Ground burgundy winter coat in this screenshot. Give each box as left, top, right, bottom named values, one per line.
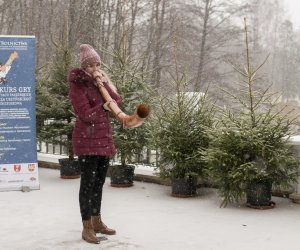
left=68, top=68, right=122, bottom=156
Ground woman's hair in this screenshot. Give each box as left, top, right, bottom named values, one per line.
left=100, top=69, right=118, bottom=94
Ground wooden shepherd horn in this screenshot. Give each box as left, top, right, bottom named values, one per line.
left=95, top=76, right=150, bottom=128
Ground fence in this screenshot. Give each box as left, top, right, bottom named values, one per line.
left=37, top=140, right=158, bottom=166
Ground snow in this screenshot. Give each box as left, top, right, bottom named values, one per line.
left=37, top=152, right=159, bottom=176
left=1, top=167, right=300, bottom=250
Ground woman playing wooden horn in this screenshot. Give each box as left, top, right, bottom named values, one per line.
left=0, top=51, right=18, bottom=84
left=68, top=44, right=149, bottom=244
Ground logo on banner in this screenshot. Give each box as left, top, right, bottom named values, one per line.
left=28, top=164, right=35, bottom=172
left=0, top=167, right=8, bottom=172
left=14, top=164, right=21, bottom=172
left=30, top=177, right=36, bottom=181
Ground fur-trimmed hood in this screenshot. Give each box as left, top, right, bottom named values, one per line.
left=68, top=68, right=92, bottom=84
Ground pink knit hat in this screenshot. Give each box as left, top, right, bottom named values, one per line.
left=80, top=44, right=101, bottom=68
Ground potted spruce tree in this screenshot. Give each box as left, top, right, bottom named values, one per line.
left=105, top=43, right=150, bottom=187
left=151, top=68, right=214, bottom=197
left=36, top=44, right=80, bottom=179
left=204, top=19, right=300, bottom=208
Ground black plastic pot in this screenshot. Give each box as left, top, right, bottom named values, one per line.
left=171, top=176, right=197, bottom=198
left=110, top=164, right=135, bottom=187
left=59, top=158, right=80, bottom=179
left=246, top=180, right=274, bottom=208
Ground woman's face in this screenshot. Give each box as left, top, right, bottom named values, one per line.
left=85, top=62, right=101, bottom=75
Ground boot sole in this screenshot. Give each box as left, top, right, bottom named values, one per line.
left=82, top=236, right=100, bottom=244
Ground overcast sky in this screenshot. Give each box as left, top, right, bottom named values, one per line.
left=284, top=0, right=300, bottom=29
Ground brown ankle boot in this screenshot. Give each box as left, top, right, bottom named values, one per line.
left=92, top=215, right=116, bottom=235
left=82, top=219, right=100, bottom=244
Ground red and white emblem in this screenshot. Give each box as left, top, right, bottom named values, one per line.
left=14, top=164, right=22, bottom=172
left=28, top=164, right=35, bottom=172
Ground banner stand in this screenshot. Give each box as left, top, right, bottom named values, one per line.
left=0, top=35, right=40, bottom=191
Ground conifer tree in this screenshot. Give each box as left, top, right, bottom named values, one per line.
left=36, top=44, right=75, bottom=160
left=104, top=35, right=150, bottom=166
left=204, top=19, right=300, bottom=207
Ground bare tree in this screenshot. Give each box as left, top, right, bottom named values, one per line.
left=0, top=0, right=299, bottom=104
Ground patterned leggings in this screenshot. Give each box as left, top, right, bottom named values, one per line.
left=78, top=155, right=109, bottom=221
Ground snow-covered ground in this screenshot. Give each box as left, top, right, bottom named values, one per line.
left=1, top=167, right=300, bottom=250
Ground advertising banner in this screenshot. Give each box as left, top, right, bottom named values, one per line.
left=0, top=35, right=39, bottom=191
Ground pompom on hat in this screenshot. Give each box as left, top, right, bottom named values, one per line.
left=80, top=44, right=101, bottom=68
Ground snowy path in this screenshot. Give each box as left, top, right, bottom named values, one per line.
left=1, top=167, right=300, bottom=250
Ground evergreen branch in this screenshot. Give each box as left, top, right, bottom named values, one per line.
left=252, top=84, right=276, bottom=109
left=218, top=86, right=249, bottom=109
left=226, top=60, right=248, bottom=78
left=252, top=54, right=270, bottom=76
left=244, top=18, right=255, bottom=127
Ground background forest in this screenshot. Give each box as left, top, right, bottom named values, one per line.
left=1, top=0, right=300, bottom=110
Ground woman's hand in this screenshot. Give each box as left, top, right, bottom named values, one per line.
left=92, top=71, right=109, bottom=89
left=92, top=70, right=103, bottom=81
left=0, top=65, right=7, bottom=72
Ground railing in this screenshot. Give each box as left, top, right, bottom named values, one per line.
left=38, top=135, right=300, bottom=197
left=288, top=136, right=300, bottom=203
left=37, top=141, right=68, bottom=155
left=38, top=140, right=158, bottom=166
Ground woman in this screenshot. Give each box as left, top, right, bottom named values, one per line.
left=68, top=44, right=121, bottom=244
left=0, top=51, right=18, bottom=84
